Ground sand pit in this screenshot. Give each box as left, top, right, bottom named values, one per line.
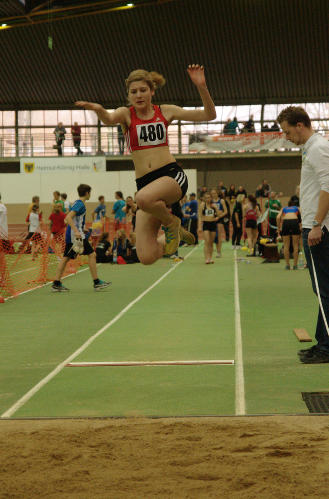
left=1, top=415, right=329, bottom=498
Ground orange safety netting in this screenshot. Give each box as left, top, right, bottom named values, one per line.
left=0, top=218, right=133, bottom=301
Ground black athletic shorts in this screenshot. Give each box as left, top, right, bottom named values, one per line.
left=64, top=239, right=94, bottom=259
left=203, top=221, right=217, bottom=232
left=245, top=220, right=257, bottom=229
left=282, top=219, right=301, bottom=236
left=136, top=162, right=188, bottom=199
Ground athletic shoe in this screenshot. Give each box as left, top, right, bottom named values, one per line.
left=298, top=345, right=318, bottom=358
left=179, top=226, right=195, bottom=245
left=285, top=265, right=290, bottom=270
left=51, top=282, right=69, bottom=292
left=163, top=216, right=181, bottom=256
left=231, top=245, right=236, bottom=250
left=293, top=265, right=298, bottom=270
left=300, top=348, right=329, bottom=364
left=94, top=280, right=111, bottom=291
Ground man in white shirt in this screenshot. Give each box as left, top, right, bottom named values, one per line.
left=278, top=106, right=329, bottom=364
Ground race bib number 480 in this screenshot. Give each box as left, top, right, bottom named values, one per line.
left=137, top=122, right=167, bottom=147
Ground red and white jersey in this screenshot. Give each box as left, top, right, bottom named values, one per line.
left=124, top=105, right=169, bottom=153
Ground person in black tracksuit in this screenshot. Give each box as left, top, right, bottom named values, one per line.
left=231, top=194, right=244, bottom=248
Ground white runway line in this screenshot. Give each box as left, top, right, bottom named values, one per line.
left=4, top=265, right=92, bottom=301
left=1, top=246, right=199, bottom=418
left=234, top=250, right=246, bottom=415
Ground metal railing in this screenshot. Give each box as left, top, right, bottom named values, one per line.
left=0, top=123, right=328, bottom=158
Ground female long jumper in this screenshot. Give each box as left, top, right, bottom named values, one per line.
left=76, top=65, right=216, bottom=265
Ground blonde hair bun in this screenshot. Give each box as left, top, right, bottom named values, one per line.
left=126, top=69, right=166, bottom=92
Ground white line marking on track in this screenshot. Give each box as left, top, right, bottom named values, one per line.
left=66, top=360, right=235, bottom=367
left=4, top=265, right=96, bottom=301
left=11, top=266, right=38, bottom=276
left=1, top=246, right=199, bottom=418
left=234, top=250, right=246, bottom=415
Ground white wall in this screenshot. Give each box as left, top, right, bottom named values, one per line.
left=0, top=169, right=197, bottom=204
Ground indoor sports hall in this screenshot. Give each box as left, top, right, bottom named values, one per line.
left=1, top=1, right=329, bottom=497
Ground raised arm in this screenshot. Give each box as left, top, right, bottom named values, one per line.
left=162, top=65, right=216, bottom=123
left=75, top=102, right=129, bottom=127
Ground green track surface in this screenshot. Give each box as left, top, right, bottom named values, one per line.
left=0, top=243, right=324, bottom=418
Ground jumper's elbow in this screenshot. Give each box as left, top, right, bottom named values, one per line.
left=209, top=110, right=217, bottom=121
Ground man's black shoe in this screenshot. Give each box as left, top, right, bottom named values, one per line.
left=298, top=345, right=318, bottom=358
left=300, top=348, right=329, bottom=364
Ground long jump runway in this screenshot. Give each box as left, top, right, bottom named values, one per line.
left=1, top=243, right=327, bottom=418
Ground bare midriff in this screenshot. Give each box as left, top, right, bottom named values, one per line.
left=283, top=212, right=299, bottom=220
left=132, top=146, right=176, bottom=179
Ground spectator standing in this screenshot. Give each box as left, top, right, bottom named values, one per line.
left=210, top=189, right=227, bottom=257
left=112, top=191, right=126, bottom=230
left=61, top=193, right=70, bottom=213
left=25, top=205, right=42, bottom=260
left=53, top=122, right=66, bottom=156
left=49, top=204, right=66, bottom=250
left=71, top=122, right=83, bottom=156
left=198, top=185, right=208, bottom=201
left=278, top=105, right=329, bottom=363
left=244, top=194, right=260, bottom=256
left=117, top=125, right=125, bottom=155
left=218, top=181, right=227, bottom=195
left=53, top=191, right=64, bottom=211
left=227, top=184, right=236, bottom=201
left=261, top=124, right=270, bottom=132
left=180, top=195, right=190, bottom=228
left=185, top=193, right=198, bottom=244
left=265, top=191, right=282, bottom=241
left=255, top=184, right=263, bottom=198
left=237, top=185, right=247, bottom=197
left=27, top=195, right=40, bottom=216
left=93, top=195, right=106, bottom=222
left=277, top=201, right=301, bottom=270
left=261, top=179, right=271, bottom=197
left=218, top=191, right=230, bottom=242
left=231, top=194, right=245, bottom=249
left=199, top=192, right=222, bottom=264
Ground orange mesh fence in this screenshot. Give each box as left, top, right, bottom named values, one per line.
left=0, top=219, right=133, bottom=301
left=0, top=224, right=83, bottom=301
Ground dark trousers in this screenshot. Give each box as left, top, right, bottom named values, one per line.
left=187, top=218, right=198, bottom=244
left=118, top=137, right=125, bottom=155
left=302, top=227, right=329, bottom=351
left=73, top=139, right=82, bottom=155
left=269, top=217, right=278, bottom=241
left=232, top=222, right=242, bottom=246
left=56, top=138, right=64, bottom=156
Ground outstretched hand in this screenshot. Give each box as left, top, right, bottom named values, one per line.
left=75, top=101, right=102, bottom=111
left=187, top=64, right=206, bottom=88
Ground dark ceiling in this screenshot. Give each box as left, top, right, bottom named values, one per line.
left=0, top=0, right=328, bottom=110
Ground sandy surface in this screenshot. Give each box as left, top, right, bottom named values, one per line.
left=1, top=415, right=329, bottom=498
